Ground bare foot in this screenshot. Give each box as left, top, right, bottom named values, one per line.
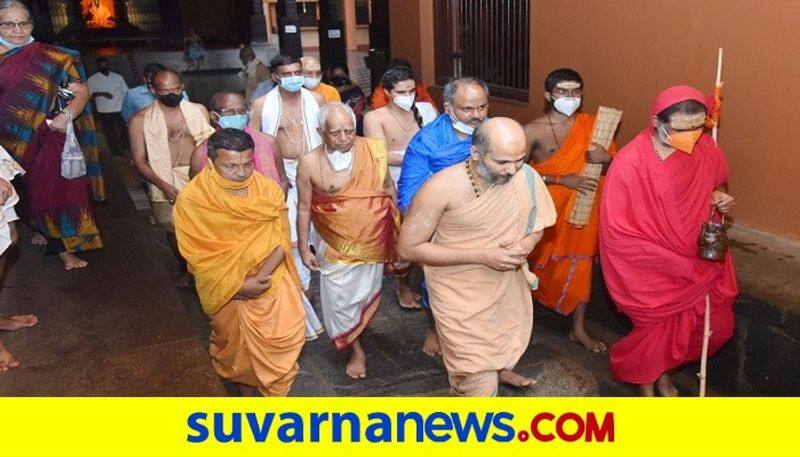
left=0, top=314, right=38, bottom=331
left=569, top=329, right=607, bottom=353
left=499, top=369, right=535, bottom=388
left=59, top=252, right=88, bottom=270
left=31, top=232, right=46, bottom=245
left=0, top=340, right=20, bottom=372
left=173, top=271, right=191, bottom=288
left=346, top=342, right=366, bottom=379
left=422, top=328, right=442, bottom=357
left=656, top=373, right=679, bottom=397
left=397, top=281, right=421, bottom=310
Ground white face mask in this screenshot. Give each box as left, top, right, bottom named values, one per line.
left=393, top=94, right=415, bottom=111
left=553, top=97, right=581, bottom=116
left=326, top=147, right=353, bottom=172
left=449, top=110, right=475, bottom=135
left=304, top=76, right=322, bottom=90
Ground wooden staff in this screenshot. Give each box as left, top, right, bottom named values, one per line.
left=699, top=48, right=723, bottom=397
left=699, top=294, right=713, bottom=397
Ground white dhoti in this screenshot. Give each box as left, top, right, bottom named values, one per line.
left=283, top=157, right=323, bottom=340
left=312, top=234, right=383, bottom=350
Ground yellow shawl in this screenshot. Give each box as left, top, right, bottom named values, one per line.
left=143, top=100, right=214, bottom=202
left=174, top=165, right=298, bottom=315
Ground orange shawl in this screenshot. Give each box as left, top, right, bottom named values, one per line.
left=311, top=137, right=399, bottom=264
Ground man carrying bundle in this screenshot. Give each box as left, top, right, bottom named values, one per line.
left=523, top=68, right=616, bottom=353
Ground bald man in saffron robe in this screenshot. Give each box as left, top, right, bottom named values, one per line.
left=399, top=118, right=556, bottom=396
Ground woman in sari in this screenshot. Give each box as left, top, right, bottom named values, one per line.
left=0, top=0, right=103, bottom=270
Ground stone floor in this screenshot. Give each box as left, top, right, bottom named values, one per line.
left=0, top=154, right=225, bottom=396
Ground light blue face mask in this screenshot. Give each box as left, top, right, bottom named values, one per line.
left=448, top=110, right=475, bottom=135
left=0, top=35, right=33, bottom=50
left=217, top=113, right=249, bottom=130
left=280, top=75, right=304, bottom=93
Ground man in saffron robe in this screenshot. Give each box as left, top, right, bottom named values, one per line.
left=191, top=92, right=323, bottom=340
left=301, top=56, right=341, bottom=103
left=523, top=68, right=616, bottom=353
left=599, top=85, right=737, bottom=396
left=397, top=76, right=489, bottom=356
left=175, top=128, right=306, bottom=396
left=0, top=1, right=104, bottom=270
left=296, top=102, right=398, bottom=379
left=398, top=118, right=556, bottom=396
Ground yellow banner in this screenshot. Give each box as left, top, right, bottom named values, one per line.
left=0, top=398, right=794, bottom=457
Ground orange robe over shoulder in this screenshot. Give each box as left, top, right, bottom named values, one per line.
left=528, top=113, right=617, bottom=315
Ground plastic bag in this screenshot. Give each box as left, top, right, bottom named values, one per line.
left=61, top=118, right=86, bottom=179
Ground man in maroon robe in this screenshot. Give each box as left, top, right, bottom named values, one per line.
left=599, top=85, right=738, bottom=396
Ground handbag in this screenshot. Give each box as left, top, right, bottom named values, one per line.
left=698, top=205, right=728, bottom=261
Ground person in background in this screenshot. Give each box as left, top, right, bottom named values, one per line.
left=370, top=58, right=437, bottom=111
left=0, top=0, right=104, bottom=270
left=184, top=29, right=206, bottom=71
left=87, top=56, right=129, bottom=156
left=327, top=64, right=366, bottom=133
left=300, top=56, right=340, bottom=103
left=239, top=45, right=269, bottom=102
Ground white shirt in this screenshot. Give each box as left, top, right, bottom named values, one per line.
left=87, top=71, right=129, bottom=113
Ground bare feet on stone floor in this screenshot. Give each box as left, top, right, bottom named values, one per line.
left=396, top=280, right=421, bottom=310
left=499, top=369, right=535, bottom=388
left=422, top=328, right=442, bottom=357
left=346, top=340, right=367, bottom=379
left=0, top=340, right=20, bottom=372
left=656, top=373, right=679, bottom=397
left=640, top=373, right=679, bottom=397
left=30, top=232, right=46, bottom=246
left=0, top=314, right=38, bottom=331
left=59, top=252, right=88, bottom=270
left=569, top=329, right=607, bottom=353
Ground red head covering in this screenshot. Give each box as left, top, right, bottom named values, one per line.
left=650, top=85, right=708, bottom=117
left=648, top=85, right=709, bottom=133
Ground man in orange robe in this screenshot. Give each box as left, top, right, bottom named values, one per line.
left=175, top=128, right=306, bottom=396
left=398, top=118, right=556, bottom=396
left=296, top=103, right=398, bottom=380
left=523, top=68, right=616, bottom=353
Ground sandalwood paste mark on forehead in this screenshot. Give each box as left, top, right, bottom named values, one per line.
left=556, top=81, right=581, bottom=89
left=669, top=112, right=707, bottom=130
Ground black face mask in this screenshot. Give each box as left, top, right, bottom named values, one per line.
left=99, top=68, right=110, bottom=75
left=157, top=93, right=182, bottom=108
left=331, top=76, right=348, bottom=87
